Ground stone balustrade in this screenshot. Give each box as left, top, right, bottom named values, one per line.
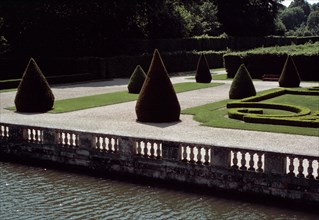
left=0, top=122, right=318, bottom=203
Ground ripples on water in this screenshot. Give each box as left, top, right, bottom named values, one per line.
left=0, top=162, right=318, bottom=220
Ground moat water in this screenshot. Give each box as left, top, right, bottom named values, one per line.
left=0, top=162, right=318, bottom=220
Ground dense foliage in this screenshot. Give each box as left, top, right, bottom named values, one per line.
left=127, top=65, right=146, bottom=94
left=135, top=49, right=180, bottom=122
left=0, top=0, right=291, bottom=57
left=278, top=0, right=319, bottom=36
left=14, top=58, right=55, bottom=112
left=229, top=64, right=256, bottom=99
left=224, top=42, right=319, bottom=81
left=195, top=54, right=212, bottom=83
left=279, top=56, right=301, bottom=87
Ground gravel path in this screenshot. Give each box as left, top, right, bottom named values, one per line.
left=1, top=75, right=318, bottom=157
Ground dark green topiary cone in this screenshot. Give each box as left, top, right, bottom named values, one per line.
left=135, top=49, right=180, bottom=122
left=279, top=55, right=301, bottom=88
left=195, top=54, right=212, bottom=83
left=128, top=65, right=146, bottom=94
left=14, top=58, right=55, bottom=112
left=229, top=64, right=256, bottom=99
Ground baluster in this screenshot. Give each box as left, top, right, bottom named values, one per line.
left=204, top=147, right=210, bottom=165
left=150, top=142, right=155, bottom=158
left=288, top=156, right=295, bottom=176
left=306, top=159, right=314, bottom=179
left=5, top=126, right=9, bottom=137
left=2, top=126, right=5, bottom=137
left=27, top=129, right=31, bottom=141
left=101, top=137, right=106, bottom=151
left=156, top=142, right=161, bottom=159
left=32, top=129, right=38, bottom=142
left=75, top=134, right=79, bottom=146
left=58, top=132, right=63, bottom=145
left=64, top=133, right=69, bottom=146
left=1, top=126, right=6, bottom=137
left=248, top=152, right=255, bottom=171
left=182, top=145, right=188, bottom=162
left=257, top=153, right=263, bottom=172
left=114, top=138, right=119, bottom=153
left=196, top=146, right=202, bottom=164
left=240, top=151, right=247, bottom=171
left=136, top=141, right=142, bottom=155
left=232, top=150, right=239, bottom=169
left=96, top=136, right=101, bottom=150
left=108, top=138, right=113, bottom=152
left=297, top=158, right=304, bottom=178
left=143, top=141, right=148, bottom=157
left=189, top=145, right=195, bottom=163
left=70, top=133, right=74, bottom=147
left=39, top=130, right=43, bottom=143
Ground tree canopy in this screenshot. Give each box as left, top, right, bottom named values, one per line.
left=1, top=0, right=317, bottom=57
left=278, top=0, right=319, bottom=36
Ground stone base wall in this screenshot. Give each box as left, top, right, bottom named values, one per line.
left=1, top=123, right=318, bottom=204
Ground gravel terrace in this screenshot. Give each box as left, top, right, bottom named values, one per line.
left=1, top=75, right=318, bottom=157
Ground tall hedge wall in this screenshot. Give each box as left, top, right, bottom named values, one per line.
left=224, top=43, right=319, bottom=81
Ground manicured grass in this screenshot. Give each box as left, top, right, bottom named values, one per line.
left=182, top=88, right=319, bottom=136
left=52, top=82, right=223, bottom=113
left=0, top=88, right=16, bottom=93
left=6, top=82, right=223, bottom=113
left=186, top=74, right=229, bottom=81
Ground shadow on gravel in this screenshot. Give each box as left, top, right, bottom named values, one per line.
left=136, top=120, right=182, bottom=128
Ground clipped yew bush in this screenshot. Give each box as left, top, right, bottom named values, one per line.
left=135, top=49, right=180, bottom=122
left=195, top=54, right=212, bottom=83
left=127, top=65, right=146, bottom=94
left=279, top=55, right=301, bottom=88
left=229, top=64, right=256, bottom=99
left=14, top=58, right=55, bottom=112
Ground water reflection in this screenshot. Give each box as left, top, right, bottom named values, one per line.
left=0, top=162, right=317, bottom=220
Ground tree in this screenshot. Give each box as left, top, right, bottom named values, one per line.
left=135, top=49, right=180, bottom=122
left=289, top=0, right=311, bottom=20
left=216, top=0, right=283, bottom=36
left=229, top=64, right=256, bottom=99
left=280, top=7, right=305, bottom=30
left=15, top=58, right=55, bottom=112
left=307, top=10, right=319, bottom=35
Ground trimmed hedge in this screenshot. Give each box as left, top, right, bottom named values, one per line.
left=224, top=42, right=319, bottom=81
left=195, top=54, right=212, bottom=83
left=229, top=64, right=256, bottom=99
left=127, top=65, right=146, bottom=94
left=14, top=58, right=55, bottom=112
left=279, top=56, right=301, bottom=88
left=227, top=87, right=319, bottom=128
left=135, top=49, right=181, bottom=123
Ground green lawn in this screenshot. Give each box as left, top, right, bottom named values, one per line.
left=6, top=82, right=223, bottom=113
left=182, top=88, right=319, bottom=136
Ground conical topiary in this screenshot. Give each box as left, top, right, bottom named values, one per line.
left=195, top=54, right=212, bottom=83
left=14, top=58, right=55, bottom=112
left=128, top=65, right=146, bottom=94
left=279, top=55, right=301, bottom=87
left=229, top=64, right=256, bottom=99
left=135, top=49, right=181, bottom=122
